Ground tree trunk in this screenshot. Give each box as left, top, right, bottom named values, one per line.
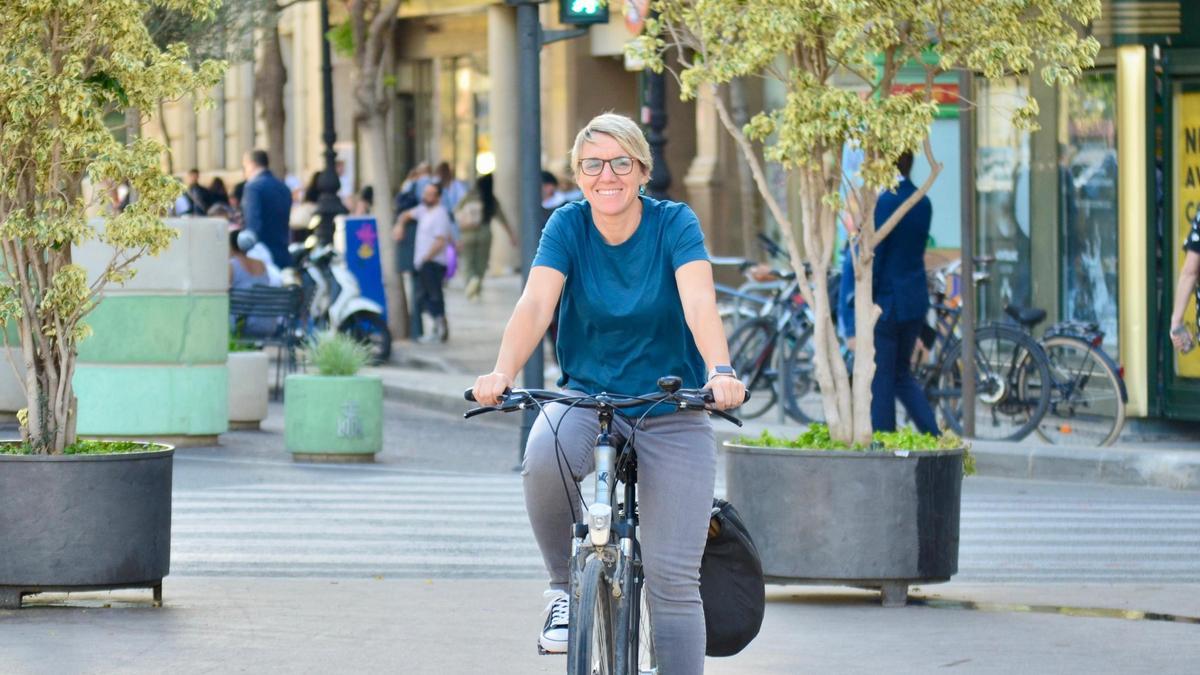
left=728, top=79, right=760, bottom=258
left=255, top=17, right=288, bottom=175
left=850, top=253, right=880, bottom=446
left=156, top=100, right=174, bottom=175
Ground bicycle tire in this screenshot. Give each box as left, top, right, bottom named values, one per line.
left=727, top=318, right=777, bottom=419
left=935, top=324, right=1052, bottom=441
left=779, top=327, right=822, bottom=424
left=1032, top=335, right=1127, bottom=447
left=568, top=556, right=616, bottom=675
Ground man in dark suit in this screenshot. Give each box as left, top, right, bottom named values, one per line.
left=871, top=151, right=938, bottom=435
left=240, top=149, right=293, bottom=270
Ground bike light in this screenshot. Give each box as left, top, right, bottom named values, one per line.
left=587, top=503, right=612, bottom=547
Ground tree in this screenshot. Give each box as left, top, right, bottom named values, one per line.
left=634, top=0, right=1100, bottom=445
left=0, top=0, right=224, bottom=454
left=144, top=0, right=269, bottom=173
left=336, top=0, right=404, bottom=332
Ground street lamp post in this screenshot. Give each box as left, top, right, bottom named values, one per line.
left=315, top=0, right=344, bottom=246
left=642, top=67, right=670, bottom=198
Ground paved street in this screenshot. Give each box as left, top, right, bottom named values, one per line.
left=4, top=399, right=1200, bottom=672
left=165, top=400, right=1200, bottom=585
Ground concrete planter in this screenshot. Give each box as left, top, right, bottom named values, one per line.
left=73, top=218, right=229, bottom=446
left=228, top=350, right=270, bottom=430
left=724, top=442, right=963, bottom=607
left=0, top=444, right=173, bottom=609
left=284, top=374, right=382, bottom=462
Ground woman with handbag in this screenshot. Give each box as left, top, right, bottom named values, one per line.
left=455, top=173, right=516, bottom=301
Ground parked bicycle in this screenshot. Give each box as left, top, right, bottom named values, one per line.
left=464, top=378, right=747, bottom=675
left=1003, top=308, right=1127, bottom=446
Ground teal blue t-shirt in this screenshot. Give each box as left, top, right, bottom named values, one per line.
left=533, top=196, right=709, bottom=416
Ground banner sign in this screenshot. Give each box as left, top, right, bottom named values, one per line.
left=343, top=215, right=388, bottom=321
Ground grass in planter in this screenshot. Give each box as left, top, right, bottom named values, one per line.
left=736, top=424, right=975, bottom=475
left=309, top=330, right=370, bottom=376
left=0, top=440, right=158, bottom=456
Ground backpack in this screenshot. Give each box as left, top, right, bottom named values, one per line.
left=454, top=195, right=485, bottom=230
left=700, top=498, right=766, bottom=657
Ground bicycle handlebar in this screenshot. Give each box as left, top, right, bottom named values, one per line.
left=463, top=385, right=750, bottom=427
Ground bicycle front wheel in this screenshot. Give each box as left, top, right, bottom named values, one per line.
left=569, top=556, right=616, bottom=675
left=936, top=324, right=1051, bottom=441
left=728, top=318, right=777, bottom=419
left=1033, top=336, right=1127, bottom=447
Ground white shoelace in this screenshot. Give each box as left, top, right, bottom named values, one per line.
left=543, top=590, right=570, bottom=627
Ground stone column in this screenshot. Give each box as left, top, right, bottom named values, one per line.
left=488, top=4, right=520, bottom=274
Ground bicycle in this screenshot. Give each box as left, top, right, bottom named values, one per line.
left=1003, top=308, right=1128, bottom=446
left=464, top=378, right=746, bottom=675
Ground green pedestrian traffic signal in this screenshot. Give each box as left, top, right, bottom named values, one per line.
left=560, top=0, right=608, bottom=26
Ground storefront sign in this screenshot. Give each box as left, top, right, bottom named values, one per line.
left=891, top=83, right=960, bottom=118
left=1175, top=91, right=1200, bottom=376
left=625, top=0, right=649, bottom=35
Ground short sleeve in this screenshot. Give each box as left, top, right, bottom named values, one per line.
left=1187, top=215, right=1200, bottom=254
left=532, top=206, right=573, bottom=276
left=669, top=205, right=709, bottom=270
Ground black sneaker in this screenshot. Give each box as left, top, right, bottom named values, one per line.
left=538, top=590, right=569, bottom=654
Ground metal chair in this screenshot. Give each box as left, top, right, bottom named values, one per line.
left=229, top=285, right=306, bottom=400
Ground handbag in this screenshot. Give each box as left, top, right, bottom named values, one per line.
left=444, top=242, right=458, bottom=280
left=700, top=498, right=766, bottom=657
left=454, top=196, right=484, bottom=231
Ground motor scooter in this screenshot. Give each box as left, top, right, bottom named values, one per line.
left=287, top=239, right=392, bottom=363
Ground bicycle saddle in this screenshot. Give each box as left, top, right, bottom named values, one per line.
left=1004, top=304, right=1047, bottom=328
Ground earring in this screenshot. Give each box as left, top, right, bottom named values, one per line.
left=639, top=184, right=646, bottom=195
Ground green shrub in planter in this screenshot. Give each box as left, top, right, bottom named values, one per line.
left=284, top=332, right=382, bottom=462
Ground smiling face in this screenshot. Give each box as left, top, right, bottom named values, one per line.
left=576, top=133, right=647, bottom=221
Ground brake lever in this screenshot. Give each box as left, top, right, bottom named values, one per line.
left=708, top=408, right=744, bottom=427
left=463, top=407, right=498, bottom=419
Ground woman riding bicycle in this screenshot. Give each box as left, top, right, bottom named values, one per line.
left=471, top=113, right=744, bottom=674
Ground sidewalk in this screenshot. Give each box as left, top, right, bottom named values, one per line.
left=371, top=273, right=1200, bottom=491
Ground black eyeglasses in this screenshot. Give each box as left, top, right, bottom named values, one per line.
left=579, top=156, right=636, bottom=176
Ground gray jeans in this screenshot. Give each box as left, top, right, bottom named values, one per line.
left=522, top=400, right=716, bottom=675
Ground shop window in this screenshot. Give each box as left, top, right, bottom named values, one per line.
left=975, top=77, right=1032, bottom=322
left=1060, top=72, right=1119, bottom=349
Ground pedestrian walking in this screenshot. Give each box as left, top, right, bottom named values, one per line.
left=455, top=173, right=516, bottom=301
left=470, top=112, right=745, bottom=674
left=869, top=151, right=939, bottom=435
left=394, top=182, right=452, bottom=343
left=396, top=165, right=428, bottom=341
left=1170, top=214, right=1200, bottom=353
left=240, top=149, right=293, bottom=271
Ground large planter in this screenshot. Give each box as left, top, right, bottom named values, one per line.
left=0, top=445, right=174, bottom=609
left=72, top=218, right=229, bottom=446
left=284, top=374, right=382, bottom=462
left=724, top=443, right=963, bottom=606
left=228, top=350, right=270, bottom=430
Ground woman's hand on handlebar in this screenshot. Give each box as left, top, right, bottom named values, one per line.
left=704, top=375, right=746, bottom=411
left=472, top=371, right=514, bottom=406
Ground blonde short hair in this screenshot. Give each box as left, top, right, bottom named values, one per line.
left=570, top=112, right=652, bottom=179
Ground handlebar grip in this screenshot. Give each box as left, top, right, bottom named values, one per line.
left=463, top=387, right=512, bottom=403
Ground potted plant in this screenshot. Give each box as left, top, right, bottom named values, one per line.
left=228, top=335, right=270, bottom=431
left=0, top=2, right=222, bottom=609
left=285, top=331, right=383, bottom=462
left=725, top=427, right=974, bottom=606
left=635, top=2, right=1099, bottom=603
